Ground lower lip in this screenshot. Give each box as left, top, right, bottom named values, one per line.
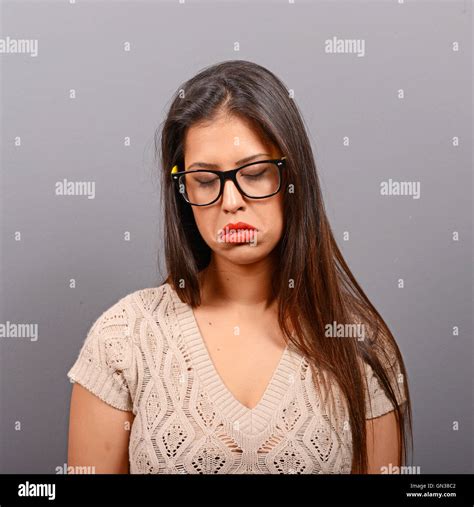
left=220, top=229, right=257, bottom=243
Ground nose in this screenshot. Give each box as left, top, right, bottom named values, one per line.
left=221, top=179, right=245, bottom=212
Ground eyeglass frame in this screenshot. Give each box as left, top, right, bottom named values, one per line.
left=170, top=156, right=287, bottom=206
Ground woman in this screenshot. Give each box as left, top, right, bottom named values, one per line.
left=67, top=60, right=413, bottom=474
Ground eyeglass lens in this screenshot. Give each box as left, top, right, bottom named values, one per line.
left=178, top=161, right=280, bottom=205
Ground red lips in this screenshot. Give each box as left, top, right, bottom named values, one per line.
left=222, top=222, right=257, bottom=231
left=218, top=222, right=258, bottom=244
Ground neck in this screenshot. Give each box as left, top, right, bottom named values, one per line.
left=198, top=252, right=278, bottom=310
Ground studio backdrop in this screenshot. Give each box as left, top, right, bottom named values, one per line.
left=0, top=0, right=472, bottom=474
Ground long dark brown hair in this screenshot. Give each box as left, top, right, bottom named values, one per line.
left=154, top=59, right=413, bottom=473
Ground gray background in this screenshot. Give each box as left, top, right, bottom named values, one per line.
left=0, top=0, right=472, bottom=474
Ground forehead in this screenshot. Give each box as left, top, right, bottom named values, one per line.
left=184, top=114, right=273, bottom=161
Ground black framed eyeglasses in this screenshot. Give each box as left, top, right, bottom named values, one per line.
left=170, top=157, right=287, bottom=206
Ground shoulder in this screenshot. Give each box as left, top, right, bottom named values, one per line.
left=67, top=283, right=175, bottom=411
left=347, top=307, right=408, bottom=418
left=93, top=283, right=174, bottom=329
left=360, top=338, right=407, bottom=419
left=80, top=283, right=175, bottom=367
left=128, top=282, right=176, bottom=318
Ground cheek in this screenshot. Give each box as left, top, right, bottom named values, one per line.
left=260, top=197, right=284, bottom=239
left=193, top=209, right=216, bottom=241
left=271, top=195, right=285, bottom=231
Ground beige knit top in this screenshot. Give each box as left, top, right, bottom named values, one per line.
left=67, top=282, right=406, bottom=474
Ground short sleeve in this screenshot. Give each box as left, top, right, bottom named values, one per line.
left=363, top=353, right=407, bottom=420
left=67, top=296, right=134, bottom=411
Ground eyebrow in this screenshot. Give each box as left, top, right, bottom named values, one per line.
left=186, top=153, right=272, bottom=171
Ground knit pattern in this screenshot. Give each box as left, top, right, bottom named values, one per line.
left=67, top=283, right=406, bottom=474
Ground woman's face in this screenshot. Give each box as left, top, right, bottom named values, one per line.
left=183, top=113, right=285, bottom=266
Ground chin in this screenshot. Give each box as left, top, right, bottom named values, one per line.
left=219, top=244, right=274, bottom=265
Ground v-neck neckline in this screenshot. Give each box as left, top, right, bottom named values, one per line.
left=167, top=283, right=302, bottom=434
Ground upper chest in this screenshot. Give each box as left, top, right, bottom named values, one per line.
left=191, top=303, right=290, bottom=410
